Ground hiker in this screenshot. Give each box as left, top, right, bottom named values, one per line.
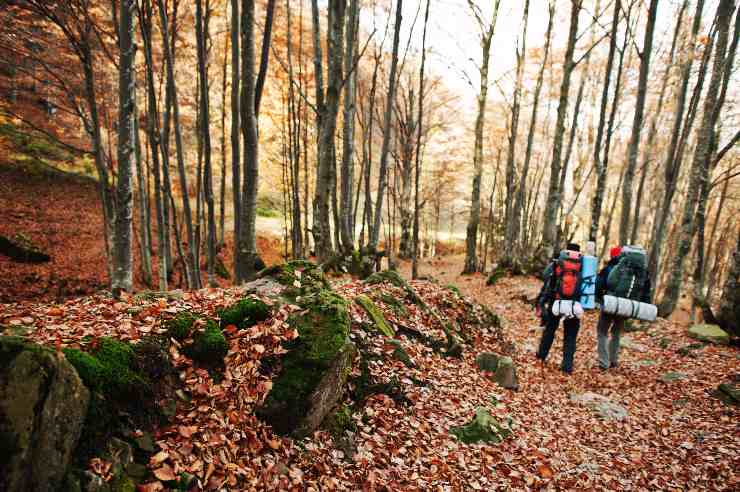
left=595, top=245, right=653, bottom=370
left=535, top=242, right=583, bottom=374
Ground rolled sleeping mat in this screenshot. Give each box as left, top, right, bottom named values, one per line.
left=552, top=300, right=584, bottom=319
left=602, top=295, right=657, bottom=322
left=580, top=254, right=598, bottom=310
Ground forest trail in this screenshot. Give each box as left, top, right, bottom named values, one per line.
left=398, top=256, right=740, bottom=489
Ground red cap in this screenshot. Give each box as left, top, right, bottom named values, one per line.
left=610, top=246, right=622, bottom=259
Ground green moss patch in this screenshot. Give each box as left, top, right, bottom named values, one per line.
left=259, top=290, right=350, bottom=434
left=365, top=270, right=407, bottom=289
left=450, top=407, right=512, bottom=444
left=486, top=267, right=506, bottom=286
left=164, top=312, right=198, bottom=341
left=185, top=321, right=228, bottom=365
left=378, top=292, right=409, bottom=317
left=323, top=405, right=356, bottom=441
left=219, top=297, right=271, bottom=329
left=355, top=295, right=394, bottom=337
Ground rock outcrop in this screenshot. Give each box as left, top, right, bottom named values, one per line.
left=0, top=336, right=90, bottom=492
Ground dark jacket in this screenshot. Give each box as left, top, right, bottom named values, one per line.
left=597, top=256, right=653, bottom=303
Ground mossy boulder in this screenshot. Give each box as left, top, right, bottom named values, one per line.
left=355, top=295, right=394, bottom=337
left=688, top=324, right=729, bottom=345
left=164, top=311, right=198, bottom=341
left=715, top=380, right=739, bottom=406
left=0, top=336, right=90, bottom=492
left=450, top=407, right=512, bottom=444
left=259, top=260, right=331, bottom=298
left=365, top=270, right=407, bottom=289
left=494, top=356, right=519, bottom=390
left=388, top=340, right=414, bottom=368
left=185, top=321, right=228, bottom=365
left=218, top=297, right=271, bottom=329
left=257, top=290, right=355, bottom=438
left=475, top=352, right=500, bottom=373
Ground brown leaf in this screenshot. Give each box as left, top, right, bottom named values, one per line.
left=153, top=464, right=176, bottom=482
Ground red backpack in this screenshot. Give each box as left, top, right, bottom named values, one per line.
left=554, top=250, right=583, bottom=300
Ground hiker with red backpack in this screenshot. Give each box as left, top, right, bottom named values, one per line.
left=595, top=245, right=653, bottom=370
left=535, top=243, right=584, bottom=374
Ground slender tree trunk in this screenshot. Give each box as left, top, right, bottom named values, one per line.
left=504, top=0, right=529, bottom=250
left=139, top=0, right=167, bottom=290
left=513, top=0, right=552, bottom=257
left=196, top=0, right=216, bottom=286
left=286, top=0, right=303, bottom=258
left=620, top=0, right=659, bottom=244
left=134, top=93, right=153, bottom=286
left=219, top=23, right=228, bottom=248
left=112, top=0, right=136, bottom=296
left=412, top=0, right=431, bottom=280
left=369, top=0, right=403, bottom=253
left=156, top=0, right=195, bottom=287
left=312, top=0, right=346, bottom=261
left=542, top=0, right=581, bottom=251
left=254, top=0, right=276, bottom=115
left=659, top=0, right=734, bottom=317
left=464, top=0, right=500, bottom=274
left=340, top=0, right=359, bottom=252
left=236, top=0, right=260, bottom=282
left=230, top=0, right=241, bottom=270
left=589, top=0, right=621, bottom=241
left=649, top=0, right=706, bottom=278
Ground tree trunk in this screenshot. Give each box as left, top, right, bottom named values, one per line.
left=219, top=22, right=228, bottom=248
left=648, top=0, right=706, bottom=279
left=463, top=0, right=500, bottom=274
left=230, top=0, right=241, bottom=270
left=369, top=0, right=402, bottom=253
left=541, top=0, right=581, bottom=251
left=196, top=0, right=216, bottom=287
left=658, top=0, right=734, bottom=318
left=156, top=0, right=195, bottom=288
left=412, top=0, right=431, bottom=280
left=504, top=0, right=529, bottom=250
left=112, top=0, right=136, bottom=296
left=340, top=0, right=359, bottom=252
left=512, top=0, right=552, bottom=257
left=139, top=0, right=167, bottom=290
left=717, top=225, right=740, bottom=336
left=619, top=0, right=659, bottom=244
left=133, top=92, right=152, bottom=286
left=236, top=0, right=260, bottom=282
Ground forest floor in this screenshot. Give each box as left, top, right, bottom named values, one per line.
left=1, top=255, right=738, bottom=490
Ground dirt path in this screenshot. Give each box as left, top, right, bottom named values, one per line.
left=398, top=256, right=739, bottom=490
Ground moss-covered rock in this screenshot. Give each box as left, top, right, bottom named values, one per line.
left=388, top=340, right=414, bottom=368
left=716, top=380, right=739, bottom=406
left=259, top=260, right=331, bottom=298
left=450, top=407, right=512, bottom=444
left=355, top=295, right=394, bottom=337
left=323, top=404, right=356, bottom=441
left=378, top=292, right=409, bottom=317
left=494, top=356, right=519, bottom=390
left=688, top=324, right=729, bottom=345
left=257, top=290, right=354, bottom=437
left=218, top=297, right=271, bottom=329
left=475, top=352, right=500, bottom=373
left=365, top=270, right=407, bottom=289
left=186, top=321, right=228, bottom=365
left=164, top=311, right=198, bottom=341
left=0, top=337, right=90, bottom=492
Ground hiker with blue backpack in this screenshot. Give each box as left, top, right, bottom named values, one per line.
left=595, top=245, right=654, bottom=370
left=535, top=243, right=586, bottom=375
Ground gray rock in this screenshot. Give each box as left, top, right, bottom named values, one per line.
left=242, top=277, right=286, bottom=297
left=571, top=392, right=628, bottom=421
left=475, top=352, right=499, bottom=372
left=293, top=341, right=357, bottom=438
left=494, top=356, right=519, bottom=391
left=688, top=324, right=730, bottom=345
left=0, top=337, right=90, bottom=492
left=620, top=336, right=647, bottom=353
left=660, top=371, right=688, bottom=383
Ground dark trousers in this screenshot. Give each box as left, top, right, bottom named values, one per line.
left=536, top=315, right=580, bottom=373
